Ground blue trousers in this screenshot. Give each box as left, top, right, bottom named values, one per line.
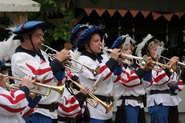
left=148, top=103, right=169, bottom=123
left=32, top=113, right=53, bottom=123
left=124, top=105, right=140, bottom=123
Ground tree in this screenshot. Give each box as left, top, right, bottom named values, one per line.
left=28, top=0, right=74, bottom=46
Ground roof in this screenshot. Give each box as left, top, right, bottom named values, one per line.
left=74, top=0, right=185, bottom=12
left=0, top=0, right=40, bottom=12
left=73, top=0, right=185, bottom=21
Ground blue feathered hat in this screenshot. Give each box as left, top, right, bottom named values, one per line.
left=13, top=21, right=48, bottom=35
left=70, top=24, right=89, bottom=44
left=76, top=26, right=105, bottom=48
left=111, top=34, right=135, bottom=49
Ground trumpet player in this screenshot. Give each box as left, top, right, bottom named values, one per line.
left=112, top=35, right=153, bottom=123
left=75, top=26, right=122, bottom=123
left=11, top=21, right=70, bottom=123
left=135, top=34, right=180, bottom=123
left=57, top=77, right=90, bottom=123
left=0, top=60, right=39, bottom=123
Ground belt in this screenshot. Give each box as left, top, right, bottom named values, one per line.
left=38, top=102, right=58, bottom=112
left=120, top=95, right=143, bottom=103
left=150, top=89, right=170, bottom=95
left=58, top=116, right=76, bottom=123
left=93, top=95, right=114, bottom=103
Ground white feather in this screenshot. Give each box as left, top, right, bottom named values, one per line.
left=0, top=27, right=21, bottom=63
left=135, top=34, right=153, bottom=57
left=72, top=48, right=82, bottom=60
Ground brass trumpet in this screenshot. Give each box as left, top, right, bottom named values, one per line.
left=68, top=77, right=114, bottom=113
left=160, top=56, right=185, bottom=68
left=103, top=48, right=175, bottom=71
left=42, top=43, right=99, bottom=76
left=1, top=74, right=65, bottom=96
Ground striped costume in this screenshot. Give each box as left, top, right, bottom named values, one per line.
left=77, top=53, right=118, bottom=121
left=11, top=46, right=61, bottom=122
left=0, top=86, right=33, bottom=123
left=114, top=65, right=146, bottom=123
left=142, top=66, right=172, bottom=123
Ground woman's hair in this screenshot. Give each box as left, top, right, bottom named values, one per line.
left=147, top=39, right=163, bottom=51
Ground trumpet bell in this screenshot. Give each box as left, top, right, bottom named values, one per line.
left=68, top=78, right=113, bottom=113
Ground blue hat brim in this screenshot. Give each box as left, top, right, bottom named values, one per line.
left=13, top=21, right=48, bottom=35
left=76, top=26, right=105, bottom=48
left=70, top=24, right=88, bottom=44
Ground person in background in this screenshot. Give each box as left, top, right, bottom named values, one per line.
left=168, top=70, right=184, bottom=123
left=11, top=21, right=70, bottom=123
left=56, top=23, right=91, bottom=123
left=112, top=35, right=153, bottom=123
left=135, top=34, right=179, bottom=123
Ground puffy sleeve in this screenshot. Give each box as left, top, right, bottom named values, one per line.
left=119, top=68, right=141, bottom=88
left=77, top=56, right=118, bottom=82
left=0, top=88, right=28, bottom=116
left=152, top=70, right=170, bottom=85
left=58, top=88, right=87, bottom=117
left=11, top=53, right=54, bottom=85
left=169, top=72, right=184, bottom=93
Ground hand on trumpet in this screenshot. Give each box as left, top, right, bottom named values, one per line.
left=168, top=81, right=177, bottom=87
left=142, top=56, right=154, bottom=70
left=55, top=49, right=70, bottom=63
left=168, top=56, right=179, bottom=69
left=109, top=49, right=122, bottom=61
left=80, top=86, right=89, bottom=95
left=19, top=75, right=34, bottom=89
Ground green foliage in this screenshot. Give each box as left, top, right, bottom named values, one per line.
left=28, top=0, right=74, bottom=45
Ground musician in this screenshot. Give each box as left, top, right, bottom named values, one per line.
left=168, top=71, right=184, bottom=123
left=67, top=23, right=90, bottom=83
left=11, top=21, right=70, bottom=123
left=112, top=35, right=153, bottom=123
left=56, top=24, right=91, bottom=123
left=57, top=78, right=90, bottom=123
left=135, top=34, right=179, bottom=123
left=0, top=60, right=35, bottom=123
left=75, top=25, right=122, bottom=123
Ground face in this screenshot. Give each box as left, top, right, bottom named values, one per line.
left=85, top=33, right=102, bottom=54
left=31, top=28, right=45, bottom=51
left=148, top=45, right=159, bottom=60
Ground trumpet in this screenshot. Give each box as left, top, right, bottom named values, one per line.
left=102, top=48, right=147, bottom=67
left=103, top=48, right=175, bottom=71
left=160, top=56, right=185, bottom=68
left=68, top=77, right=114, bottom=113
left=1, top=74, right=65, bottom=97
left=42, top=43, right=99, bottom=76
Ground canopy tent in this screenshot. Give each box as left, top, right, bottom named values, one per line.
left=0, top=0, right=40, bottom=12
left=74, top=0, right=185, bottom=22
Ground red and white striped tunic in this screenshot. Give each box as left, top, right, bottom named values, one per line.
left=0, top=87, right=28, bottom=123
left=11, top=50, right=60, bottom=119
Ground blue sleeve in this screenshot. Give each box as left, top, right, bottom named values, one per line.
left=114, top=65, right=122, bottom=75
left=55, top=69, right=65, bottom=81
left=142, top=71, right=152, bottom=82
left=170, top=85, right=178, bottom=92
left=28, top=96, right=42, bottom=108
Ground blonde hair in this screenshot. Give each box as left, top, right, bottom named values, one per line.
left=147, top=39, right=163, bottom=51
